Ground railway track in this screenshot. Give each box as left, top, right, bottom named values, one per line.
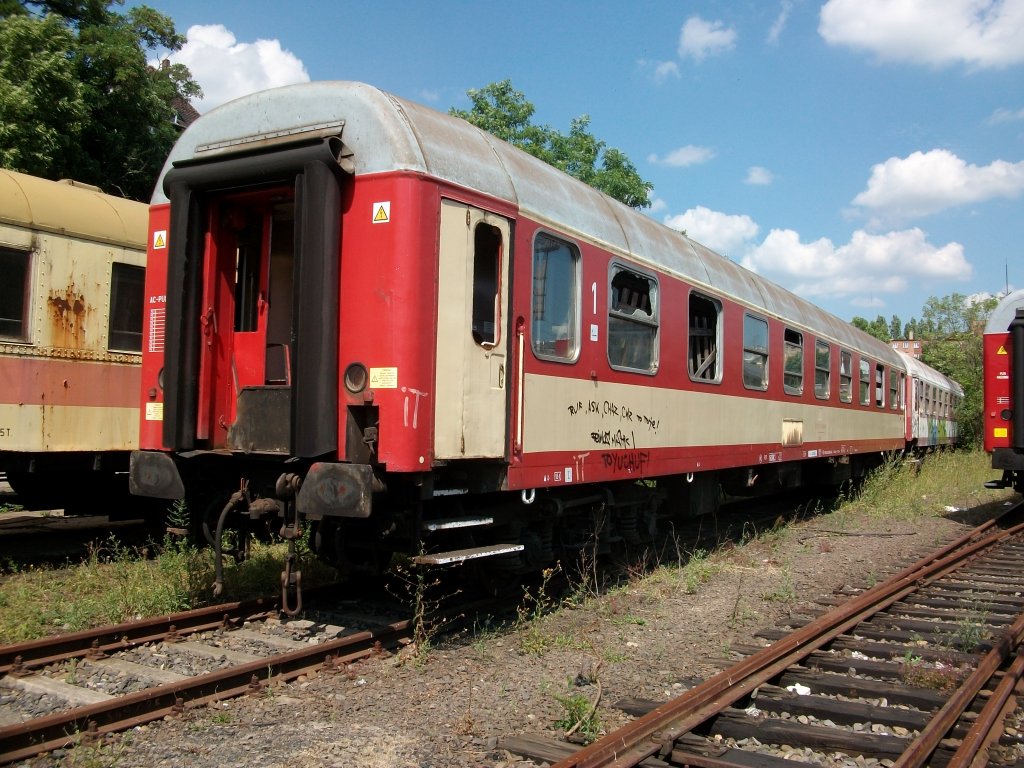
left=0, top=595, right=412, bottom=764
left=503, top=500, right=1024, bottom=768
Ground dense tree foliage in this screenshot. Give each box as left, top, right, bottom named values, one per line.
left=850, top=315, right=891, bottom=342
left=451, top=80, right=653, bottom=209
left=0, top=0, right=199, bottom=200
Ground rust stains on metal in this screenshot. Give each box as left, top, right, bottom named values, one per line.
left=46, top=284, right=91, bottom=349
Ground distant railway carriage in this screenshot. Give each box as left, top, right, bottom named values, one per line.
left=127, top=82, right=959, bottom=592
left=897, top=351, right=962, bottom=450
left=984, top=288, right=1024, bottom=493
left=0, top=170, right=147, bottom=511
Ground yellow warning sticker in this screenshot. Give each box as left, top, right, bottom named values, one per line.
left=372, top=202, right=391, bottom=224
left=145, top=402, right=164, bottom=421
left=153, top=230, right=167, bottom=249
left=369, top=367, right=398, bottom=388
left=998, top=345, right=1008, bottom=355
left=995, top=427, right=1008, bottom=438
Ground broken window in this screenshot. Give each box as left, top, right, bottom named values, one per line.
left=688, top=292, right=721, bottom=383
left=108, top=262, right=144, bottom=352
left=814, top=340, right=831, bottom=400
left=471, top=222, right=502, bottom=346
left=839, top=350, right=853, bottom=403
left=783, top=328, right=803, bottom=395
left=875, top=364, right=885, bottom=408
left=608, top=265, right=658, bottom=373
left=0, top=248, right=30, bottom=341
left=742, top=314, right=769, bottom=390
left=531, top=232, right=579, bottom=362
left=859, top=358, right=871, bottom=406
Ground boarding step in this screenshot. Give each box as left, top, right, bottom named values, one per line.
left=422, top=516, right=494, bottom=532
left=413, top=543, right=524, bottom=566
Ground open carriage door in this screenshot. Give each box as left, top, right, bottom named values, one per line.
left=434, top=201, right=511, bottom=459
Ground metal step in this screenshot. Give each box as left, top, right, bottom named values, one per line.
left=423, top=516, right=494, bottom=532
left=413, top=543, right=523, bottom=566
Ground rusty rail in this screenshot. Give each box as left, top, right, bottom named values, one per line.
left=552, top=507, right=1024, bottom=768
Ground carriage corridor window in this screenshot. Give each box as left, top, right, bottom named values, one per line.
left=783, top=328, right=803, bottom=395
left=531, top=232, right=579, bottom=362
left=891, top=373, right=902, bottom=410
left=688, top=292, right=721, bottom=383
left=0, top=248, right=30, bottom=341
left=839, top=350, right=853, bottom=403
left=814, top=340, right=831, bottom=400
left=108, top=263, right=144, bottom=352
left=859, top=359, right=871, bottom=405
left=472, top=222, right=502, bottom=346
left=742, top=314, right=769, bottom=390
left=875, top=364, right=885, bottom=408
left=608, top=266, right=658, bottom=373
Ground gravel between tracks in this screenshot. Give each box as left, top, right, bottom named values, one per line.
left=16, top=498, right=1015, bottom=768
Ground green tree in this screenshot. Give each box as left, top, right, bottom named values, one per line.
left=918, top=293, right=999, bottom=449
left=0, top=1, right=200, bottom=200
left=889, top=314, right=903, bottom=340
left=451, top=80, right=653, bottom=209
left=851, top=314, right=891, bottom=342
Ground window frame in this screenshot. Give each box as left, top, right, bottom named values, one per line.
left=859, top=358, right=871, bottom=406
left=530, top=230, right=581, bottom=364
left=742, top=313, right=770, bottom=391
left=814, top=339, right=831, bottom=400
left=687, top=290, right=723, bottom=385
left=0, top=246, right=32, bottom=343
left=108, top=261, right=145, bottom=353
left=783, top=327, right=803, bottom=396
left=607, top=261, right=659, bottom=375
left=470, top=220, right=502, bottom=348
left=875, top=363, right=886, bottom=408
left=839, top=349, right=853, bottom=403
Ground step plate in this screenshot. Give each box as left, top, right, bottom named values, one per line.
left=413, top=543, right=524, bottom=566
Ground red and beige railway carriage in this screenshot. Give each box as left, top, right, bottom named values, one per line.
left=0, top=170, right=147, bottom=511
left=129, top=81, right=930, bottom=578
left=897, top=351, right=961, bottom=450
left=984, top=288, right=1024, bottom=493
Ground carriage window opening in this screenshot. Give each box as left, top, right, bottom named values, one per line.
left=859, top=359, right=870, bottom=405
left=0, top=248, right=30, bottom=341
left=890, top=373, right=901, bottom=410
left=531, top=232, right=579, bottom=362
left=814, top=340, right=831, bottom=400
left=608, top=266, right=658, bottom=373
left=688, top=292, right=721, bottom=383
left=108, top=263, right=144, bottom=352
left=783, top=328, right=803, bottom=395
left=230, top=209, right=262, bottom=333
left=875, top=364, right=885, bottom=408
left=742, top=314, right=769, bottom=390
left=839, top=350, right=853, bottom=403
left=472, top=222, right=502, bottom=346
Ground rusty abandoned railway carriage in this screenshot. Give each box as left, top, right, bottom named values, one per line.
left=985, top=288, right=1024, bottom=494
left=127, top=81, right=962, bottom=595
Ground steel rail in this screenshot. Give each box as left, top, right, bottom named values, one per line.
left=551, top=505, right=1024, bottom=768
left=0, top=619, right=411, bottom=764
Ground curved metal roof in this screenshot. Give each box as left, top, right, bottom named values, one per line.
left=986, top=289, right=1024, bottom=334
left=0, top=169, right=147, bottom=248
left=155, top=81, right=902, bottom=366
left=896, top=352, right=964, bottom=397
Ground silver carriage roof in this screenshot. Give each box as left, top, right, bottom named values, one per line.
left=895, top=352, right=964, bottom=397
left=986, top=289, right=1024, bottom=334
left=155, top=81, right=900, bottom=366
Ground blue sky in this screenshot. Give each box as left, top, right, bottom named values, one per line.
left=136, top=0, right=1024, bottom=324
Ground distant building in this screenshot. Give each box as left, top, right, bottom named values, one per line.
left=890, top=332, right=924, bottom=359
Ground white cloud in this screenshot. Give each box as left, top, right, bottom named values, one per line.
left=648, top=197, right=669, bottom=214
left=654, top=61, right=682, bottom=82
left=664, top=206, right=758, bottom=256
left=819, top=0, right=1024, bottom=69
left=160, top=24, right=310, bottom=113
left=745, top=166, right=774, bottom=185
left=852, top=149, right=1024, bottom=220
left=768, top=1, right=794, bottom=45
left=989, top=106, right=1024, bottom=124
left=741, top=227, right=971, bottom=298
left=648, top=145, right=717, bottom=167
left=678, top=16, right=737, bottom=62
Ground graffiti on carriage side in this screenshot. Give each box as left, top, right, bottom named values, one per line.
left=566, top=399, right=660, bottom=433
left=601, top=450, right=650, bottom=474
left=590, top=428, right=634, bottom=449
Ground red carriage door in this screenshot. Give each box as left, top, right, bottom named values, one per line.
left=434, top=200, right=510, bottom=459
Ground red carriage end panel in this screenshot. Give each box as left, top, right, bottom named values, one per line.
left=139, top=203, right=171, bottom=451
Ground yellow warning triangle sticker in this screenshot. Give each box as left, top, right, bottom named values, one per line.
left=153, top=232, right=166, bottom=248
left=373, top=205, right=389, bottom=223
left=997, top=345, right=1008, bottom=355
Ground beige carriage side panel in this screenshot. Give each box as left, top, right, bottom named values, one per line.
left=434, top=200, right=510, bottom=459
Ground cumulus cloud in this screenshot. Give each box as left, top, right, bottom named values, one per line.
left=648, top=145, right=717, bottom=167
left=678, top=16, right=737, bottom=62
left=819, top=0, right=1024, bottom=69
left=160, top=24, right=310, bottom=113
left=741, top=227, right=971, bottom=298
left=664, top=206, right=759, bottom=257
left=852, top=149, right=1024, bottom=220
left=745, top=166, right=774, bottom=185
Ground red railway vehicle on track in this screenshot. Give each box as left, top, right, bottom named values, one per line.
left=127, top=82, right=960, bottom=587
left=984, top=288, right=1024, bottom=494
